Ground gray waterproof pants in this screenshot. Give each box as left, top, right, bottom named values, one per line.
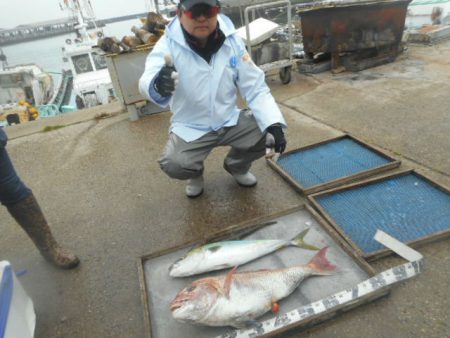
left=159, top=110, right=266, bottom=180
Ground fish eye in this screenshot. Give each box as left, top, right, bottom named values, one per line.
left=186, top=285, right=196, bottom=292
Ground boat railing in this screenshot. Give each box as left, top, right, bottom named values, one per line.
left=49, top=69, right=73, bottom=109
left=39, top=69, right=75, bottom=117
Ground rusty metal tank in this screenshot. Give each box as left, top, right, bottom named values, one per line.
left=297, top=0, right=412, bottom=71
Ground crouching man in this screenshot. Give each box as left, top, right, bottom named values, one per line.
left=139, top=0, right=287, bottom=197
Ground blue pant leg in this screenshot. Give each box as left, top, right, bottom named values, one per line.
left=0, top=147, right=32, bottom=206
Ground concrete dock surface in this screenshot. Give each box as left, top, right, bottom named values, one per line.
left=1, top=40, right=449, bottom=338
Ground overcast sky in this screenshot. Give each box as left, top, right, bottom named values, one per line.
left=0, top=0, right=151, bottom=29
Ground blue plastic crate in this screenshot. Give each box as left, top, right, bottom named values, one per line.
left=277, top=137, right=395, bottom=190
left=314, top=172, right=450, bottom=256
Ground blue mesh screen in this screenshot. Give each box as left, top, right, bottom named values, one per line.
left=315, top=173, right=450, bottom=254
left=277, top=138, right=392, bottom=188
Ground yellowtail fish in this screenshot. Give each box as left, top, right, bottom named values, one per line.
left=170, top=247, right=336, bottom=328
left=169, top=228, right=319, bottom=277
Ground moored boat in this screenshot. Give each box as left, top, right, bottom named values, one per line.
left=0, top=50, right=54, bottom=126
left=61, top=0, right=115, bottom=109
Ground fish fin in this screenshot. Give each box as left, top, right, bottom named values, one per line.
left=307, top=247, right=336, bottom=275
left=224, top=266, right=238, bottom=299
left=235, top=221, right=278, bottom=239
left=290, top=228, right=320, bottom=251
left=216, top=263, right=233, bottom=270
left=206, top=244, right=222, bottom=253
left=271, top=301, right=280, bottom=314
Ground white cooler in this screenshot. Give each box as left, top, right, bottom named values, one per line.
left=0, top=261, right=35, bottom=338
left=236, top=17, right=279, bottom=46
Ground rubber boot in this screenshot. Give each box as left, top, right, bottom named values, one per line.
left=7, top=193, right=80, bottom=269
left=232, top=172, right=257, bottom=187
left=223, top=163, right=257, bottom=187
left=185, top=176, right=204, bottom=198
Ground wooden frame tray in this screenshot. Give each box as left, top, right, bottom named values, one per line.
left=308, top=169, right=450, bottom=261
left=137, top=205, right=389, bottom=338
left=267, top=134, right=400, bottom=195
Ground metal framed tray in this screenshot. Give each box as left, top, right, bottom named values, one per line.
left=137, top=205, right=389, bottom=338
left=308, top=170, right=450, bottom=261
left=267, top=134, right=401, bottom=195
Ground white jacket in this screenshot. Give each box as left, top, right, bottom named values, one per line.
left=139, top=14, right=286, bottom=142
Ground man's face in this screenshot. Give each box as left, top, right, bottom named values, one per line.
left=179, top=4, right=219, bottom=42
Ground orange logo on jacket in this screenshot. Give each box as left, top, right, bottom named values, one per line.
left=242, top=53, right=251, bottom=62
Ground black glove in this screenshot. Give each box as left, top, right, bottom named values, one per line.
left=267, top=124, right=286, bottom=154
left=154, top=64, right=176, bottom=97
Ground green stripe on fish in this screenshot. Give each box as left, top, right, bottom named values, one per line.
left=169, top=228, right=320, bottom=277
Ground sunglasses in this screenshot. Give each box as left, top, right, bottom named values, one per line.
left=182, top=4, right=220, bottom=19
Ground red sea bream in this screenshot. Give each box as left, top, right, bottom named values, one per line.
left=170, top=247, right=336, bottom=328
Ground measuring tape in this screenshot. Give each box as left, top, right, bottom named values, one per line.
left=216, top=230, right=424, bottom=338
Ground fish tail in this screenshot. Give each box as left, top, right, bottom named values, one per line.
left=307, top=247, right=336, bottom=275
left=290, top=228, right=320, bottom=251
